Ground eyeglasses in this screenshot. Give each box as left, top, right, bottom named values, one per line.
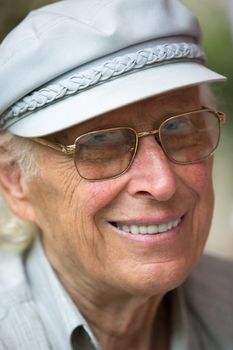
left=32, top=107, right=225, bottom=181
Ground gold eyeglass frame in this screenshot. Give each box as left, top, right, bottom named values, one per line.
left=31, top=107, right=226, bottom=180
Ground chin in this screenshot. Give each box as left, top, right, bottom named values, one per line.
left=115, top=257, right=195, bottom=297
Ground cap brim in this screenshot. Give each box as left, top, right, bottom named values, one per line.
left=8, top=62, right=226, bottom=137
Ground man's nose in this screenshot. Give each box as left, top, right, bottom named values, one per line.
left=126, top=136, right=177, bottom=201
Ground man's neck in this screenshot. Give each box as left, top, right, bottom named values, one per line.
left=64, top=280, right=168, bottom=350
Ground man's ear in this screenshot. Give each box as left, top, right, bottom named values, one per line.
left=0, top=160, right=36, bottom=222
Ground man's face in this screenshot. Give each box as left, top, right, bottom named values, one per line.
left=27, top=87, right=214, bottom=296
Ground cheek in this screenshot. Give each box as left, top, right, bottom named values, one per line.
left=79, top=179, right=126, bottom=214
left=179, top=159, right=214, bottom=251
left=27, top=161, right=120, bottom=244
left=176, top=159, right=213, bottom=197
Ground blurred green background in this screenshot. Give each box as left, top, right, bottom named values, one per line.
left=0, top=0, right=233, bottom=258
left=182, top=1, right=233, bottom=259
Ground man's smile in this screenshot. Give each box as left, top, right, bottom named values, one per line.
left=110, top=216, right=182, bottom=235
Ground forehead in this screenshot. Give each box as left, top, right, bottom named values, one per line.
left=52, top=86, right=201, bottom=141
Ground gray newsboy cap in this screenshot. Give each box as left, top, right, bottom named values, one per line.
left=0, top=0, right=226, bottom=137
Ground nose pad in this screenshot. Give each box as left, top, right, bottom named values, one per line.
left=126, top=136, right=177, bottom=201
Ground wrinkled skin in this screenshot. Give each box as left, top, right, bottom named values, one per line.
left=2, top=87, right=215, bottom=349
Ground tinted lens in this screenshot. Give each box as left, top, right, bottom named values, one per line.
left=160, top=111, right=220, bottom=163
left=74, top=128, right=137, bottom=180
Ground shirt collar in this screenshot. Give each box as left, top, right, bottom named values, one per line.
left=170, top=287, right=189, bottom=350
left=25, top=237, right=100, bottom=350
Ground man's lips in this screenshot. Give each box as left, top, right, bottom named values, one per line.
left=110, top=216, right=182, bottom=235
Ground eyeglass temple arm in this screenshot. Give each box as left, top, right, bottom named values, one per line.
left=217, top=111, right=226, bottom=124
left=31, top=137, right=75, bottom=155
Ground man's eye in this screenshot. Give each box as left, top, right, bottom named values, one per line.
left=165, top=121, right=180, bottom=130
left=88, top=133, right=108, bottom=144
left=163, top=118, right=193, bottom=133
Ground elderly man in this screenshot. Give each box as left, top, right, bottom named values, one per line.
left=0, top=0, right=232, bottom=349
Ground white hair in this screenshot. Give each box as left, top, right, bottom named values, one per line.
left=0, top=84, right=216, bottom=253
left=0, top=131, right=39, bottom=253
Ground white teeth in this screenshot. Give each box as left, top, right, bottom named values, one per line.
left=148, top=225, right=158, bottom=234
left=139, top=226, right=147, bottom=234
left=116, top=218, right=181, bottom=235
left=122, top=225, right=130, bottom=233
left=131, top=225, right=139, bottom=234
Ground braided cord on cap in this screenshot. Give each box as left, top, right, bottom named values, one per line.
left=0, top=42, right=205, bottom=128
